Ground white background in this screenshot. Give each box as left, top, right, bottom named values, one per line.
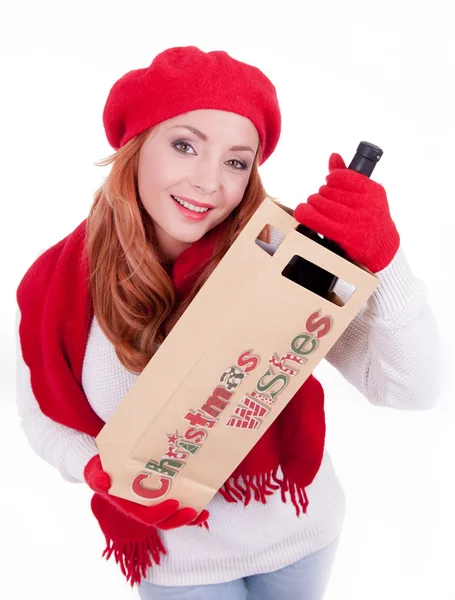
left=1, top=1, right=454, bottom=598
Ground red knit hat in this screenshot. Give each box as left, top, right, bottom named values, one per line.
left=103, top=46, right=281, bottom=164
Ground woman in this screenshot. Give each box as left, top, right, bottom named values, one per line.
left=16, top=46, right=440, bottom=600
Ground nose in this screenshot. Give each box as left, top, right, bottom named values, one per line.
left=190, top=158, right=220, bottom=196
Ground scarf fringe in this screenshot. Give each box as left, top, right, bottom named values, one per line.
left=101, top=528, right=166, bottom=587
left=219, top=468, right=309, bottom=516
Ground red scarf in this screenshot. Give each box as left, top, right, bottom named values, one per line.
left=17, top=220, right=326, bottom=585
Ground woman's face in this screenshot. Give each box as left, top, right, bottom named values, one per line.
left=137, top=109, right=259, bottom=261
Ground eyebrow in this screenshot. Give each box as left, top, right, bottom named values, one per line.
left=169, top=125, right=255, bottom=153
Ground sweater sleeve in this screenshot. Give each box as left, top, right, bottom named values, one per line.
left=325, top=247, right=441, bottom=410
left=16, top=308, right=98, bottom=482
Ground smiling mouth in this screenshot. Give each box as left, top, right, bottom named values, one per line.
left=171, top=195, right=213, bottom=213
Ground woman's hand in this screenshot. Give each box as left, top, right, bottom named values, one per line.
left=84, top=454, right=208, bottom=530
left=293, top=153, right=400, bottom=273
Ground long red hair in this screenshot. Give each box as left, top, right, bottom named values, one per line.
left=86, top=129, right=270, bottom=374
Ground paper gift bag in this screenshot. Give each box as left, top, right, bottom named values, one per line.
left=96, top=196, right=379, bottom=513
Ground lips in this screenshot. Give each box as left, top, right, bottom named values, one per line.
left=171, top=195, right=215, bottom=210
left=171, top=195, right=213, bottom=221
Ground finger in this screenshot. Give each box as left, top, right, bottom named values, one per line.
left=311, top=186, right=365, bottom=210
left=293, top=203, right=348, bottom=247
left=116, top=497, right=180, bottom=524
left=293, top=202, right=315, bottom=228
left=156, top=507, right=199, bottom=530
left=326, top=168, right=380, bottom=194
left=189, top=509, right=209, bottom=526
left=328, top=153, right=346, bottom=172
left=84, top=456, right=112, bottom=493
left=91, top=471, right=111, bottom=493
left=98, top=472, right=111, bottom=493
left=307, top=192, right=358, bottom=219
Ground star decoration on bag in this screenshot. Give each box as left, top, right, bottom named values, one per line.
left=166, top=431, right=179, bottom=445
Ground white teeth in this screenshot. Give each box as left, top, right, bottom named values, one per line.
left=172, top=195, right=210, bottom=213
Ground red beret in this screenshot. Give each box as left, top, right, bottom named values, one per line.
left=103, top=46, right=281, bottom=164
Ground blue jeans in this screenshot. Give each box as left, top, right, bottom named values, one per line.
left=138, top=537, right=339, bottom=600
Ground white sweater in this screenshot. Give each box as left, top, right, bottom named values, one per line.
left=16, top=247, right=440, bottom=586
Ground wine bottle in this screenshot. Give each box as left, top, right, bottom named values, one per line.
left=282, top=141, right=383, bottom=299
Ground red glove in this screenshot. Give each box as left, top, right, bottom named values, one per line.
left=84, top=455, right=209, bottom=530
left=293, top=153, right=400, bottom=273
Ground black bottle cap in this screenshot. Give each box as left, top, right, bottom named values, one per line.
left=348, top=141, right=383, bottom=176
left=356, top=141, right=383, bottom=163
